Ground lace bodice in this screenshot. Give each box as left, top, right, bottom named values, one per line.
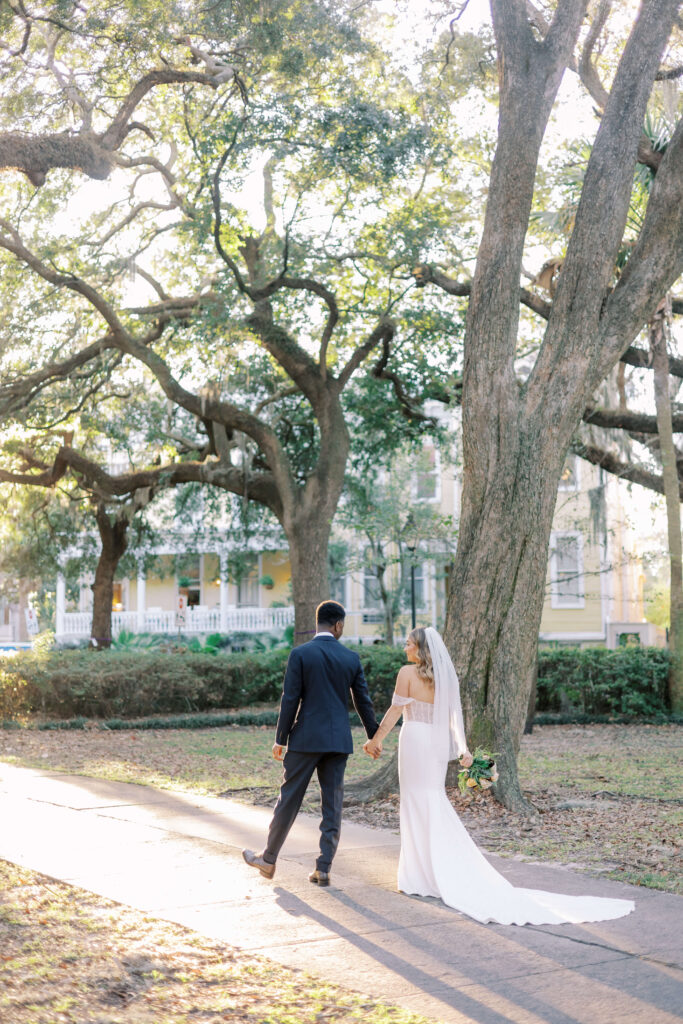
left=391, top=694, right=434, bottom=724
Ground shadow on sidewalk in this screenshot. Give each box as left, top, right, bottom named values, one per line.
left=272, top=885, right=681, bottom=1024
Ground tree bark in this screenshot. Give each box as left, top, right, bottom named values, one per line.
left=344, top=749, right=399, bottom=803
left=287, top=514, right=334, bottom=645
left=650, top=303, right=683, bottom=713
left=447, top=437, right=560, bottom=812
left=444, top=0, right=681, bottom=813
left=91, top=506, right=129, bottom=649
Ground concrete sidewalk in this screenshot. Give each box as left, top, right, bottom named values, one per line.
left=0, top=762, right=680, bottom=1024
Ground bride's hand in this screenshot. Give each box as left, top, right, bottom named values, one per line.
left=459, top=752, right=473, bottom=768
left=364, top=738, right=382, bottom=759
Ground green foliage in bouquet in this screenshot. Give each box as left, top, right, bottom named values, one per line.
left=458, top=747, right=499, bottom=794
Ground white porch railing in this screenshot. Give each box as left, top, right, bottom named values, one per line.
left=60, top=606, right=294, bottom=638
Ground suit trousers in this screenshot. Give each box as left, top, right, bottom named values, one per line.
left=264, top=750, right=348, bottom=871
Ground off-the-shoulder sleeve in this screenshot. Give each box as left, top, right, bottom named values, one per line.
left=391, top=694, right=414, bottom=706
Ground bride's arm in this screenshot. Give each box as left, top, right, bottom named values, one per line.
left=364, top=668, right=412, bottom=756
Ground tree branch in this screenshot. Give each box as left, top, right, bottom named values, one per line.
left=572, top=439, right=683, bottom=499
left=525, top=0, right=681, bottom=420
left=0, top=68, right=223, bottom=187
left=0, top=445, right=281, bottom=515
left=337, top=319, right=396, bottom=392
left=620, top=344, right=683, bottom=379
left=601, top=114, right=683, bottom=376
left=583, top=405, right=683, bottom=434
left=412, top=264, right=553, bottom=319
left=370, top=336, right=448, bottom=421
left=0, top=334, right=118, bottom=419
left=0, top=220, right=130, bottom=337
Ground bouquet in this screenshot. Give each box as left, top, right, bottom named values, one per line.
left=457, top=747, right=498, bottom=794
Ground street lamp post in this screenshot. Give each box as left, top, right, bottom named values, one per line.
left=403, top=512, right=418, bottom=630
left=409, top=557, right=416, bottom=629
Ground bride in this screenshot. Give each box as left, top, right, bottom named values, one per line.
left=363, top=626, right=634, bottom=926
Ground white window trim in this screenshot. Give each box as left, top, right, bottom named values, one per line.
left=558, top=454, right=580, bottom=492
left=237, top=566, right=260, bottom=607
left=549, top=531, right=585, bottom=609
left=411, top=444, right=442, bottom=504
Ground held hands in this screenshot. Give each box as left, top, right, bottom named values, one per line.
left=363, top=738, right=382, bottom=759
left=272, top=743, right=285, bottom=761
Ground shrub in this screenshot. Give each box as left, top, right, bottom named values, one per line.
left=0, top=642, right=404, bottom=722
left=32, top=710, right=281, bottom=731
left=1, top=648, right=290, bottom=720
left=0, top=643, right=672, bottom=724
left=536, top=646, right=670, bottom=718
left=0, top=665, right=30, bottom=722
left=349, top=644, right=405, bottom=713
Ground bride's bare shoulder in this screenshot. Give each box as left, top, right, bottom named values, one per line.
left=396, top=664, right=417, bottom=679
left=396, top=663, right=418, bottom=691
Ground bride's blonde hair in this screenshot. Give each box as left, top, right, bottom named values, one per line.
left=409, top=627, right=434, bottom=687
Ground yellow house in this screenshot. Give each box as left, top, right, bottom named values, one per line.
left=47, top=430, right=656, bottom=649
left=539, top=454, right=662, bottom=648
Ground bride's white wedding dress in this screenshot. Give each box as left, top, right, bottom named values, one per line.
left=391, top=629, right=635, bottom=927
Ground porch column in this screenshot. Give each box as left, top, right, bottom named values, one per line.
left=219, top=552, right=229, bottom=633
left=137, top=568, right=146, bottom=631
left=56, top=573, right=66, bottom=638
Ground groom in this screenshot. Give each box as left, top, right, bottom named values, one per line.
left=242, top=600, right=379, bottom=886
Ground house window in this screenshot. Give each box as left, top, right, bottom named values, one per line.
left=328, top=543, right=348, bottom=605
left=414, top=444, right=440, bottom=502
left=112, top=582, right=124, bottom=611
left=550, top=533, right=584, bottom=609
left=178, top=555, right=202, bottom=608
left=558, top=455, right=579, bottom=491
left=330, top=572, right=346, bottom=605
left=363, top=558, right=381, bottom=610
left=237, top=571, right=259, bottom=607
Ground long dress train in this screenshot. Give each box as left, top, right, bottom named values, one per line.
left=396, top=697, right=635, bottom=926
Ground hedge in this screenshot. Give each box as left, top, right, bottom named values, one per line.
left=0, top=642, right=672, bottom=725
left=0, top=643, right=403, bottom=723
left=536, top=646, right=670, bottom=718
left=0, top=648, right=290, bottom=721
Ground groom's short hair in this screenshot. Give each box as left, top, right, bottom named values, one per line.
left=316, top=600, right=346, bottom=627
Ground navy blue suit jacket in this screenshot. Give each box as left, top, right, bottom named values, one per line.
left=275, top=635, right=379, bottom=753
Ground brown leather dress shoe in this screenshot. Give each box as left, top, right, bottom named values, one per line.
left=242, top=849, right=276, bottom=878
left=309, top=869, right=330, bottom=886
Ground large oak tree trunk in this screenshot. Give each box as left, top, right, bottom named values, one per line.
left=287, top=516, right=333, bottom=645
left=91, top=506, right=129, bottom=650
left=345, top=749, right=399, bottom=803
left=441, top=0, right=681, bottom=811
left=650, top=303, right=683, bottom=712
left=447, top=439, right=561, bottom=811
left=282, top=396, right=350, bottom=646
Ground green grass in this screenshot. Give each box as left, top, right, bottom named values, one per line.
left=519, top=747, right=682, bottom=801
left=0, top=724, right=399, bottom=798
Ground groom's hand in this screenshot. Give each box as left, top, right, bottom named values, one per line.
left=363, top=738, right=382, bottom=759
left=272, top=743, right=285, bottom=761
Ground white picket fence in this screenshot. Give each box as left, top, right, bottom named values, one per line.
left=59, top=606, right=294, bottom=638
